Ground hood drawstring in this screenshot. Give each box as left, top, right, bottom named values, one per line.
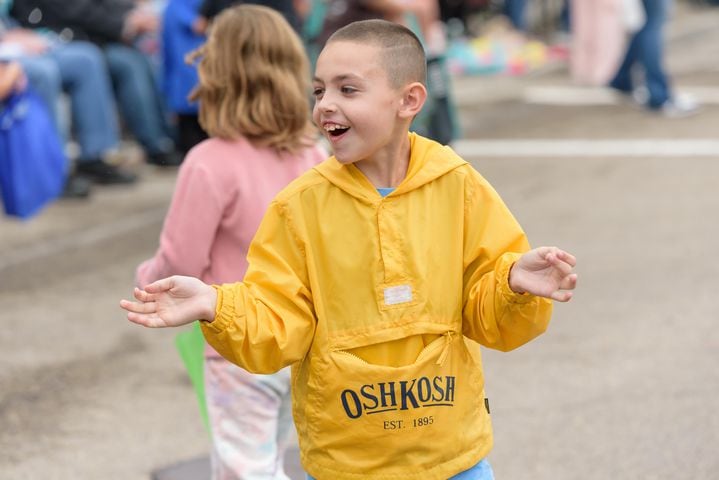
left=436, top=331, right=454, bottom=366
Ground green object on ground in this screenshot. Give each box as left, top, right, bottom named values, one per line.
left=175, top=321, right=210, bottom=434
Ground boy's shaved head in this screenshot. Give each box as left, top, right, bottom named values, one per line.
left=326, top=20, right=426, bottom=88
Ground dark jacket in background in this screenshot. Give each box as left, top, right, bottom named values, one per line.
left=10, top=0, right=134, bottom=45
left=199, top=0, right=301, bottom=33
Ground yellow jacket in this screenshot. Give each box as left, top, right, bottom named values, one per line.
left=202, top=133, right=553, bottom=479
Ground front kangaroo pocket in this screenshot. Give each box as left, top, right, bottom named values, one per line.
left=305, top=332, right=485, bottom=474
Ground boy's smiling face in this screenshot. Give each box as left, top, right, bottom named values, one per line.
left=312, top=40, right=407, bottom=167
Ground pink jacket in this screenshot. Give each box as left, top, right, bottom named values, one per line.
left=136, top=136, right=326, bottom=355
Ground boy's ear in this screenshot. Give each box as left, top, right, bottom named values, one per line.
left=398, top=82, right=428, bottom=119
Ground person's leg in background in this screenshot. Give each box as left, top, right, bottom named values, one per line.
left=176, top=114, right=208, bottom=154
left=636, top=0, right=670, bottom=109
left=17, top=55, right=61, bottom=124
left=50, top=41, right=137, bottom=185
left=608, top=21, right=641, bottom=97
left=504, top=0, right=528, bottom=31
left=559, top=0, right=571, bottom=32
left=610, top=0, right=696, bottom=115
left=104, top=43, right=180, bottom=166
left=14, top=55, right=91, bottom=197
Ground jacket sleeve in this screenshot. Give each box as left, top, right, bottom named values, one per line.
left=461, top=171, right=553, bottom=352
left=136, top=154, right=225, bottom=286
left=201, top=200, right=316, bottom=373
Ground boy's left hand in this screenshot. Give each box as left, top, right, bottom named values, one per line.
left=508, top=247, right=577, bottom=302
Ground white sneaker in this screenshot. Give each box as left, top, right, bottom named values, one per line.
left=661, top=94, right=700, bottom=119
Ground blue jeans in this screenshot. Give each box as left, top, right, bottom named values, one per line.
left=104, top=44, right=173, bottom=155
left=306, top=458, right=494, bottom=480
left=504, top=0, right=528, bottom=31
left=609, top=0, right=671, bottom=109
left=20, top=41, right=120, bottom=163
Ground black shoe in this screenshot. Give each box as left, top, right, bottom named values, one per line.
left=61, top=174, right=92, bottom=199
left=76, top=160, right=138, bottom=185
left=147, top=150, right=183, bottom=167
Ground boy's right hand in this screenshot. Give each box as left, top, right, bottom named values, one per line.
left=120, top=276, right=217, bottom=328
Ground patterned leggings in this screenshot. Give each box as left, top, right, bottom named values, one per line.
left=205, top=357, right=294, bottom=480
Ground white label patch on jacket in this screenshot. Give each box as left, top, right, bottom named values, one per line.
left=383, top=285, right=413, bottom=305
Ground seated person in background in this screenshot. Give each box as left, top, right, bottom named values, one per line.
left=11, top=0, right=181, bottom=166
left=1, top=15, right=136, bottom=188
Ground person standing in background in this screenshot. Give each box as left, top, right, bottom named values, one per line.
left=161, top=0, right=208, bottom=155
left=608, top=0, right=699, bottom=117
left=135, top=5, right=326, bottom=478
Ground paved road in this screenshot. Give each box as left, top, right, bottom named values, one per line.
left=1, top=4, right=718, bottom=479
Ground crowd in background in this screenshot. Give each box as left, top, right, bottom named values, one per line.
left=0, top=0, right=713, bottom=216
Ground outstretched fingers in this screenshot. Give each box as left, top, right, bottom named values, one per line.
left=143, top=277, right=175, bottom=294
left=133, top=286, right=157, bottom=303
left=120, top=288, right=161, bottom=327
left=560, top=273, right=578, bottom=290
left=544, top=250, right=574, bottom=278
left=551, top=272, right=578, bottom=303
left=126, top=310, right=162, bottom=328
left=121, top=298, right=158, bottom=314
left=550, top=290, right=573, bottom=302
left=554, top=249, right=577, bottom=268
left=541, top=247, right=578, bottom=303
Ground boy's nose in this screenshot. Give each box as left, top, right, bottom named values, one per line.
left=315, top=95, right=337, bottom=113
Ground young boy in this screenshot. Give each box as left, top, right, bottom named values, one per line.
left=121, top=19, right=577, bottom=480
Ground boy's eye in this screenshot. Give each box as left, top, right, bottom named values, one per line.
left=341, top=86, right=357, bottom=94
left=312, top=87, right=324, bottom=97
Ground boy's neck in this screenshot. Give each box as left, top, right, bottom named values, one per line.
left=354, top=134, right=411, bottom=188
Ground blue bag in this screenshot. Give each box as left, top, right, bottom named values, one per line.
left=0, top=89, right=67, bottom=219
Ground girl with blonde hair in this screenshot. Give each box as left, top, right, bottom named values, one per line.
left=136, top=5, right=325, bottom=478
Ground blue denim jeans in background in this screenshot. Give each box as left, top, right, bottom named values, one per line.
left=104, top=43, right=174, bottom=156
left=306, top=458, right=495, bottom=480
left=504, top=0, right=528, bottom=31
left=20, top=41, right=121, bottom=163
left=609, top=0, right=672, bottom=109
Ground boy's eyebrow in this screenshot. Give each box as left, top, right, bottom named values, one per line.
left=312, top=73, right=363, bottom=83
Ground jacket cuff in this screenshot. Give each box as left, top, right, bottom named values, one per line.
left=201, top=284, right=236, bottom=333
left=496, top=252, right=534, bottom=304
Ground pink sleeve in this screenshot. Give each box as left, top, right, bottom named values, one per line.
left=136, top=152, right=228, bottom=286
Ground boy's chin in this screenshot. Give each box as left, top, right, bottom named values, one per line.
left=333, top=153, right=361, bottom=165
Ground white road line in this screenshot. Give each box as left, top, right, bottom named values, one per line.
left=524, top=86, right=618, bottom=105
left=524, top=86, right=719, bottom=106
left=453, top=139, right=719, bottom=157
left=0, top=207, right=166, bottom=272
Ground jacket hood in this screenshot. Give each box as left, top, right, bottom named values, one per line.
left=313, top=133, right=467, bottom=202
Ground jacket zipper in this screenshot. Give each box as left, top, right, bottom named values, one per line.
left=336, top=350, right=370, bottom=364
left=337, top=330, right=455, bottom=366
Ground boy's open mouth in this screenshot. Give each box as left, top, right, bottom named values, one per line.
left=324, top=123, right=350, bottom=138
